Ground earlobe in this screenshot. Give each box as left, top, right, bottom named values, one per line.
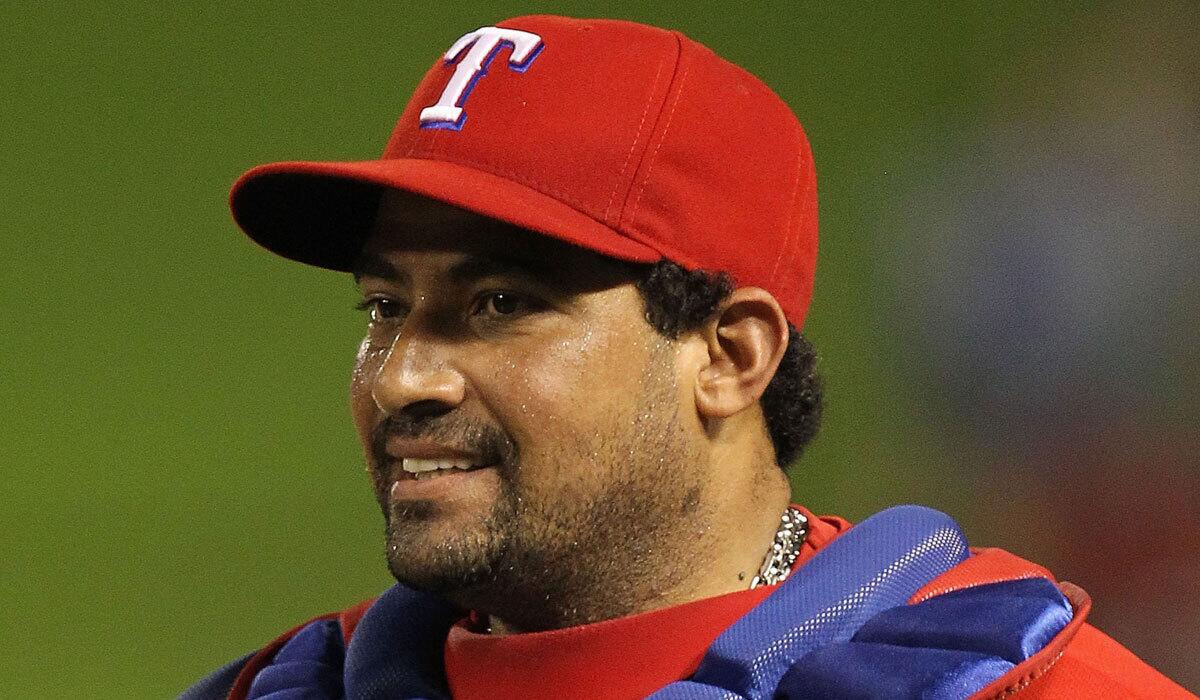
left=693, top=288, right=789, bottom=420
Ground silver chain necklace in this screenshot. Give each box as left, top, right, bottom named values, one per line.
left=749, top=506, right=809, bottom=589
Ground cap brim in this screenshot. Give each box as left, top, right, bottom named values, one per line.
left=230, top=158, right=665, bottom=272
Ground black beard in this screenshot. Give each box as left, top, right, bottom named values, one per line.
left=436, top=480, right=706, bottom=633
left=370, top=413, right=520, bottom=592
left=382, top=471, right=520, bottom=593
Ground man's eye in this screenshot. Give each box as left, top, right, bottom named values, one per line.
left=476, top=292, right=524, bottom=316
left=355, top=298, right=404, bottom=322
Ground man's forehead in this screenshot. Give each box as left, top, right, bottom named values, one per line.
left=366, top=189, right=519, bottom=250
left=355, top=189, right=639, bottom=287
left=352, top=248, right=565, bottom=287
left=372, top=189, right=481, bottom=228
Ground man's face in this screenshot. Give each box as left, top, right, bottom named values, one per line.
left=351, top=194, right=707, bottom=626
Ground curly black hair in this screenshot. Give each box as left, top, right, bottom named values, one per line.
left=633, top=260, right=822, bottom=469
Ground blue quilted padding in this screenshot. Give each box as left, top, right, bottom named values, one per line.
left=246, top=619, right=344, bottom=699
left=778, top=642, right=1013, bottom=699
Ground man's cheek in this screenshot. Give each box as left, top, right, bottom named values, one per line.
left=504, top=367, right=624, bottom=454
left=349, top=353, right=382, bottom=452
left=350, top=338, right=384, bottom=396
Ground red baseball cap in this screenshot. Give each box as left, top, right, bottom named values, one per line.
left=231, top=15, right=819, bottom=327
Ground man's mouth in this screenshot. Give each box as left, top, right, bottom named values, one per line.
left=401, top=457, right=490, bottom=481
left=387, top=456, right=499, bottom=502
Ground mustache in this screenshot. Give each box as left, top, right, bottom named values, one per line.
left=369, top=413, right=518, bottom=468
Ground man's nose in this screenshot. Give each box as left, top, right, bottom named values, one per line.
left=370, top=333, right=466, bottom=417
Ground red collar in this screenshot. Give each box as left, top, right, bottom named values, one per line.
left=443, top=508, right=849, bottom=700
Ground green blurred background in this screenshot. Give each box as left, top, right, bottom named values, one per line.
left=3, top=1, right=1196, bottom=696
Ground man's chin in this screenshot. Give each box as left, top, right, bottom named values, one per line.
left=386, top=546, right=499, bottom=595
left=384, top=511, right=503, bottom=593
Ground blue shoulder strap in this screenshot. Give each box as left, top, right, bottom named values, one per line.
left=651, top=504, right=971, bottom=699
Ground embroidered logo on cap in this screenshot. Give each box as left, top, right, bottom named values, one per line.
left=419, top=27, right=544, bottom=131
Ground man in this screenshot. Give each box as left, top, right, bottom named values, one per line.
left=184, top=15, right=1192, bottom=699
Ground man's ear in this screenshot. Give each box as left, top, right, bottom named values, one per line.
left=693, top=287, right=789, bottom=420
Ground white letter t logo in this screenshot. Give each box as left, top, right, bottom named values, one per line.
left=419, top=27, right=545, bottom=131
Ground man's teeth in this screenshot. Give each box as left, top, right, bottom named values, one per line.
left=401, top=458, right=478, bottom=475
